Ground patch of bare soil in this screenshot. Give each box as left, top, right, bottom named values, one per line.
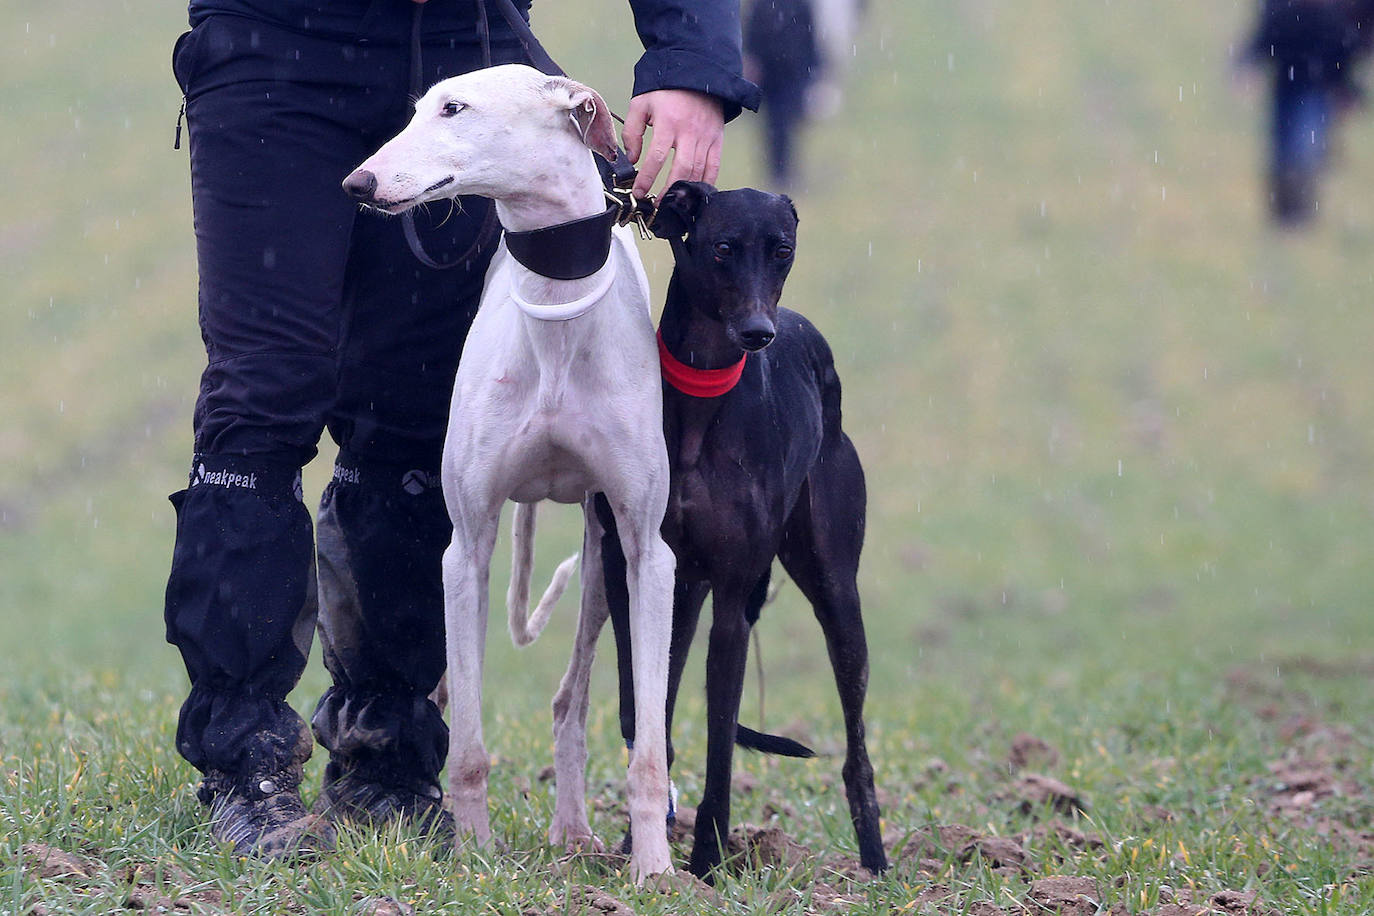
left=354, top=896, right=414, bottom=916
left=726, top=824, right=813, bottom=871
left=1007, top=733, right=1061, bottom=772
left=20, top=845, right=230, bottom=914
left=539, top=885, right=637, bottom=916
left=763, top=880, right=869, bottom=913
left=1009, top=773, right=1088, bottom=817
left=669, top=802, right=696, bottom=844
left=1026, top=876, right=1104, bottom=915
left=1021, top=821, right=1106, bottom=863
left=22, top=844, right=98, bottom=880
left=1152, top=887, right=1282, bottom=916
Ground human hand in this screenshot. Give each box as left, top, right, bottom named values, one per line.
left=621, top=89, right=725, bottom=198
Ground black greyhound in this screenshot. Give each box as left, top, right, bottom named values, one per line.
left=596, top=181, right=886, bottom=879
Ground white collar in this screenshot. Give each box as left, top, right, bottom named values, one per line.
left=510, top=257, right=618, bottom=322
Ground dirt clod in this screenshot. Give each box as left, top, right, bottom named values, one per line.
left=21, top=844, right=98, bottom=880
left=563, top=885, right=636, bottom=916
left=727, top=825, right=813, bottom=871
left=354, top=896, right=415, bottom=916
left=962, top=835, right=1030, bottom=871
left=1026, top=876, right=1101, bottom=914
left=1008, top=733, right=1060, bottom=772
left=1015, top=773, right=1087, bottom=816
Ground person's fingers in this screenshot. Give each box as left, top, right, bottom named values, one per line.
left=633, top=132, right=673, bottom=198
left=625, top=90, right=725, bottom=197
left=663, top=134, right=705, bottom=189
left=622, top=97, right=650, bottom=165
left=702, top=136, right=722, bottom=186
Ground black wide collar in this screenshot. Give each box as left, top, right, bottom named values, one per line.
left=502, top=202, right=620, bottom=280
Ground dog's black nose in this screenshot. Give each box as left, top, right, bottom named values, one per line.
left=342, top=169, right=378, bottom=201
left=737, top=321, right=775, bottom=351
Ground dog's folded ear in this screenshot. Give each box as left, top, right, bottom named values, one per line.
left=544, top=77, right=620, bottom=163
left=651, top=180, right=715, bottom=239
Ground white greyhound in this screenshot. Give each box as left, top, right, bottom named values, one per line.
left=342, top=63, right=675, bottom=883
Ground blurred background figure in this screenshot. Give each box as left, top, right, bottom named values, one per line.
left=1242, top=0, right=1374, bottom=225
left=807, top=0, right=866, bottom=118
left=745, top=0, right=867, bottom=190
left=746, top=0, right=822, bottom=189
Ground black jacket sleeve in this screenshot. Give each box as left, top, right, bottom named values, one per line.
left=626, top=0, right=762, bottom=120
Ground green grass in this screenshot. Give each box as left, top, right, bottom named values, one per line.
left=4, top=0, right=1374, bottom=912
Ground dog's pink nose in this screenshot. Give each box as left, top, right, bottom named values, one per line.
left=342, top=170, right=378, bottom=201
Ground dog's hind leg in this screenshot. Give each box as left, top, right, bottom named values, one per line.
left=599, top=495, right=708, bottom=773
left=778, top=437, right=888, bottom=874
left=443, top=497, right=502, bottom=846
left=546, top=496, right=610, bottom=852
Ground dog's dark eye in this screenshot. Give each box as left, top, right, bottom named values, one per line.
left=441, top=101, right=466, bottom=117
left=774, top=244, right=794, bottom=261
left=713, top=242, right=732, bottom=259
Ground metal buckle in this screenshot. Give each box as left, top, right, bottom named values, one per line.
left=605, top=187, right=657, bottom=239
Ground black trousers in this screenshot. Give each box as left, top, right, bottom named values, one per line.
left=164, top=12, right=525, bottom=784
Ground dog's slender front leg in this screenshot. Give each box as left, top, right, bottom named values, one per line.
left=616, top=508, right=676, bottom=882
left=443, top=504, right=501, bottom=845
left=689, top=590, right=753, bottom=878
left=547, top=497, right=610, bottom=851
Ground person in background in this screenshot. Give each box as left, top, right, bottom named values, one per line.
left=745, top=0, right=822, bottom=189
left=166, top=0, right=759, bottom=859
left=1243, top=0, right=1374, bottom=224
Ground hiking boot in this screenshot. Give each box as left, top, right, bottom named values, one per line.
left=199, top=766, right=335, bottom=860
left=313, top=765, right=454, bottom=842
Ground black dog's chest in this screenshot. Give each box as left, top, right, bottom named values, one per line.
left=661, top=392, right=820, bottom=578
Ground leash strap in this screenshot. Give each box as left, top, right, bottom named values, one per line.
left=400, top=2, right=499, bottom=271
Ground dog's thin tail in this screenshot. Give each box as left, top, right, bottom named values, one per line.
left=735, top=724, right=816, bottom=758
left=507, top=501, right=579, bottom=647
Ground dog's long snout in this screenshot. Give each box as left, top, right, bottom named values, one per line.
left=342, top=169, right=378, bottom=202
left=737, top=316, right=776, bottom=351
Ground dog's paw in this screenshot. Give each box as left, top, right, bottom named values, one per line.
left=561, top=832, right=606, bottom=855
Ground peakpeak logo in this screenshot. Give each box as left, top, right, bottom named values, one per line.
left=333, top=464, right=362, bottom=485
left=192, top=463, right=258, bottom=490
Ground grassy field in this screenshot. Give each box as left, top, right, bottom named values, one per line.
left=3, top=0, right=1374, bottom=912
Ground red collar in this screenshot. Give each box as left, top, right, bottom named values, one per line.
left=657, top=330, right=746, bottom=398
